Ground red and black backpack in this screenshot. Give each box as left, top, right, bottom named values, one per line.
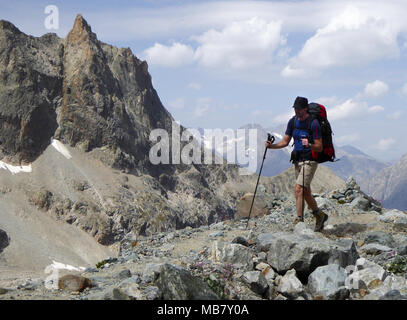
left=291, top=103, right=336, bottom=163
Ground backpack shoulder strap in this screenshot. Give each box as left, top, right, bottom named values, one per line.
left=290, top=115, right=296, bottom=132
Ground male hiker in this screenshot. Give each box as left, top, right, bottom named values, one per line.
left=265, top=96, right=328, bottom=232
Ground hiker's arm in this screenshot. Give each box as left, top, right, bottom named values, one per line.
left=266, top=134, right=291, bottom=149
left=310, top=138, right=322, bottom=152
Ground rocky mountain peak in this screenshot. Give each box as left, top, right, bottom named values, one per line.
left=65, top=14, right=96, bottom=45
left=0, top=20, right=21, bottom=34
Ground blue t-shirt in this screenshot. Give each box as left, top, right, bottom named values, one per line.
left=285, top=116, right=321, bottom=153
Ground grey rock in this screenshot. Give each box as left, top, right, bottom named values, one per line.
left=232, top=236, right=249, bottom=247
left=144, top=286, right=162, bottom=300
left=364, top=231, right=395, bottom=248
left=361, top=243, right=392, bottom=255
left=346, top=258, right=388, bottom=291
left=103, top=287, right=132, bottom=300
left=396, top=241, right=407, bottom=255
left=379, top=289, right=407, bottom=300
left=307, top=264, right=349, bottom=300
left=143, top=263, right=163, bottom=282
left=0, top=229, right=9, bottom=253
left=329, top=238, right=359, bottom=268
left=256, top=252, right=267, bottom=263
left=116, top=269, right=132, bottom=279
left=209, top=231, right=224, bottom=238
left=211, top=241, right=253, bottom=270
left=242, top=271, right=268, bottom=296
left=331, top=192, right=345, bottom=200
left=277, top=269, right=305, bottom=299
left=256, top=233, right=277, bottom=252
left=263, top=232, right=358, bottom=280
left=155, top=263, right=219, bottom=300
left=350, top=196, right=370, bottom=211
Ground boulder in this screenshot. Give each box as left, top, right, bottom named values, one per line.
left=211, top=241, right=253, bottom=270
left=58, top=275, right=93, bottom=292
left=346, top=258, right=388, bottom=291
left=276, top=269, right=305, bottom=299
left=261, top=232, right=358, bottom=280
left=242, top=271, right=268, bottom=296
left=235, top=193, right=268, bottom=220
left=360, top=243, right=392, bottom=255
left=329, top=238, right=359, bottom=268
left=396, top=241, right=407, bottom=255
left=307, top=264, right=349, bottom=300
left=232, top=236, right=249, bottom=247
left=255, top=262, right=276, bottom=281
left=155, top=263, right=219, bottom=300
left=364, top=231, right=395, bottom=248
left=350, top=196, right=370, bottom=211
left=0, top=229, right=9, bottom=253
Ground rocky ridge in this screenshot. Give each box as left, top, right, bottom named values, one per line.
left=1, top=177, right=406, bottom=300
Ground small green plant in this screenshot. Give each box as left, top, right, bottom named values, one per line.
left=96, top=260, right=108, bottom=269
left=386, top=255, right=407, bottom=275
left=337, top=199, right=346, bottom=204
left=204, top=274, right=229, bottom=300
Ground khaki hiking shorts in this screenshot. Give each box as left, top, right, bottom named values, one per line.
left=294, top=160, right=318, bottom=188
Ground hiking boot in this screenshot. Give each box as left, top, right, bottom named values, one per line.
left=293, top=216, right=304, bottom=227
left=314, top=210, right=328, bottom=232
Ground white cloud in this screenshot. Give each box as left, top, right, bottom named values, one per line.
left=364, top=80, right=389, bottom=97
left=328, top=98, right=384, bottom=121
left=142, top=42, right=195, bottom=67
left=283, top=5, right=400, bottom=78
left=401, top=83, right=407, bottom=96
left=368, top=105, right=385, bottom=113
left=193, top=17, right=285, bottom=69
left=142, top=17, right=286, bottom=70
left=377, top=138, right=395, bottom=150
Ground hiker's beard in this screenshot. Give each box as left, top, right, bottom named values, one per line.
left=295, top=109, right=309, bottom=121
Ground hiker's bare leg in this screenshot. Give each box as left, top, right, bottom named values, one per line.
left=295, top=184, right=318, bottom=218
left=304, top=186, right=318, bottom=211
left=295, top=184, right=304, bottom=218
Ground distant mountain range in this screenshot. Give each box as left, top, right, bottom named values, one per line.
left=365, top=153, right=407, bottom=211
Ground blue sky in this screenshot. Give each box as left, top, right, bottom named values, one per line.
left=2, top=0, right=407, bottom=162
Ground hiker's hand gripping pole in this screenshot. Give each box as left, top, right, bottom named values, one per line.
left=246, top=133, right=275, bottom=229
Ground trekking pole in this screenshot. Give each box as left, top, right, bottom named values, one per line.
left=302, top=159, right=305, bottom=222
left=246, top=133, right=275, bottom=229
left=301, top=135, right=307, bottom=222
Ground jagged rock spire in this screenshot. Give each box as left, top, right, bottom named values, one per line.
left=65, top=14, right=97, bottom=44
